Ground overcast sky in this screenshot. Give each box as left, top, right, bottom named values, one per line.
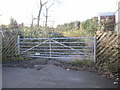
left=0, top=0, right=119, bottom=27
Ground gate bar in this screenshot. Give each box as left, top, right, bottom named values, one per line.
left=19, top=37, right=94, bottom=40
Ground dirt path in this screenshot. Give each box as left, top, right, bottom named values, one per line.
left=2, top=59, right=118, bottom=88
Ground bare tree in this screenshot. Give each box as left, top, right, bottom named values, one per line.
left=31, top=15, right=34, bottom=28
left=37, top=0, right=48, bottom=26
left=37, top=0, right=61, bottom=27
left=44, top=0, right=61, bottom=27
left=44, top=2, right=55, bottom=27
left=31, top=15, right=37, bottom=28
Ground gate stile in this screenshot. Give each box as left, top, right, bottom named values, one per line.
left=18, top=36, right=96, bottom=62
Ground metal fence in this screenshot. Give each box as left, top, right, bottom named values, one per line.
left=18, top=36, right=96, bottom=62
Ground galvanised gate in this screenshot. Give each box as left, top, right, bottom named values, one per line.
left=18, top=36, right=96, bottom=62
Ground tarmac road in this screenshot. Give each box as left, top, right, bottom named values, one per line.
left=2, top=60, right=118, bottom=88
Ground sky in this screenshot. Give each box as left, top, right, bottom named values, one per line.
left=0, top=0, right=119, bottom=27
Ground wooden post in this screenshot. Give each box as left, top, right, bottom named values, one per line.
left=93, top=36, right=96, bottom=63
left=17, top=35, right=20, bottom=54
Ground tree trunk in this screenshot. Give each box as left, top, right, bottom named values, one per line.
left=37, top=5, right=42, bottom=26
left=45, top=9, right=48, bottom=27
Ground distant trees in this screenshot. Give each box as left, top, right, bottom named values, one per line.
left=8, top=17, right=19, bottom=29
left=56, top=21, right=80, bottom=31
left=0, top=24, right=7, bottom=30
left=82, top=17, right=99, bottom=35
left=0, top=17, right=25, bottom=31
left=55, top=17, right=99, bottom=37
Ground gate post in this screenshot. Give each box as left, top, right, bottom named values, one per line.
left=17, top=35, right=20, bottom=54
left=93, top=37, right=96, bottom=63
left=49, top=39, right=52, bottom=58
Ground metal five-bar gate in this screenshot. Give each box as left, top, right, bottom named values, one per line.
left=18, top=36, right=96, bottom=62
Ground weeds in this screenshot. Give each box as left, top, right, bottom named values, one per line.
left=68, top=59, right=94, bottom=67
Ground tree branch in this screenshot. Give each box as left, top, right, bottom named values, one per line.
left=42, top=1, right=48, bottom=6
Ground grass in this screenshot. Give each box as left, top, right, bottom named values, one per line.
left=68, top=59, right=94, bottom=67
left=2, top=54, right=32, bottom=64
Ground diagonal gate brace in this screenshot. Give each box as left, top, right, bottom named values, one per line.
left=51, top=39, right=88, bottom=57
left=21, top=39, right=49, bottom=54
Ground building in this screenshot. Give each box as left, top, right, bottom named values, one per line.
left=115, top=1, right=120, bottom=34
left=98, top=12, right=116, bottom=31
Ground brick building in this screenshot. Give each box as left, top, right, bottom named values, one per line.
left=98, top=12, right=116, bottom=31
left=115, top=1, right=120, bottom=34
